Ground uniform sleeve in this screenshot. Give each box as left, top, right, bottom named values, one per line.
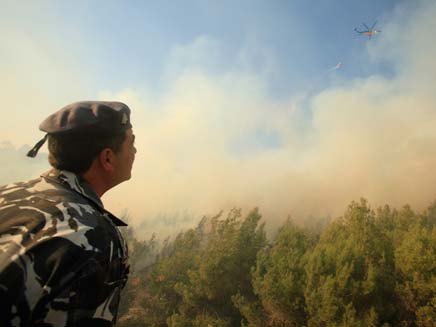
left=0, top=224, right=125, bottom=326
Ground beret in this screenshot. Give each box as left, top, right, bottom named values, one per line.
left=27, top=101, right=132, bottom=158
left=40, top=101, right=132, bottom=134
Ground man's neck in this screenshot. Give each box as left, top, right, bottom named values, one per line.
left=80, top=169, right=111, bottom=198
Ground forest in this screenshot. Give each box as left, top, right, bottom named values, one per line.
left=117, top=198, right=436, bottom=327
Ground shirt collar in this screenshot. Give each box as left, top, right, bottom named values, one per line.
left=41, top=169, right=128, bottom=226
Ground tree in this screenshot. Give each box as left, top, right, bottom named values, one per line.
left=118, top=222, right=160, bottom=326
left=395, top=202, right=436, bottom=326
left=305, top=199, right=396, bottom=326
left=171, top=208, right=266, bottom=327
left=141, top=229, right=202, bottom=327
left=241, top=220, right=314, bottom=326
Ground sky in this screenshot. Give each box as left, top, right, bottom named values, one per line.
left=1, top=0, right=436, bottom=238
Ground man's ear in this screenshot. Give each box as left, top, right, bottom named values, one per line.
left=99, top=148, right=116, bottom=172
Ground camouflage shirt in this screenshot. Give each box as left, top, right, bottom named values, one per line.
left=0, top=169, right=129, bottom=327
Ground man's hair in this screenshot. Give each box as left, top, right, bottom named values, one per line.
left=47, top=129, right=127, bottom=174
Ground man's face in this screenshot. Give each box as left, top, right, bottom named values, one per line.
left=114, top=128, right=136, bottom=183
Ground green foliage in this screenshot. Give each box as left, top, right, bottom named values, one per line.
left=117, top=199, right=436, bottom=327
left=141, top=229, right=202, bottom=326
left=232, top=293, right=268, bottom=327
left=305, top=199, right=396, bottom=326
left=168, top=312, right=232, bottom=327
left=395, top=202, right=436, bottom=326
left=172, top=208, right=267, bottom=326
left=118, top=222, right=159, bottom=322
left=246, top=220, right=314, bottom=326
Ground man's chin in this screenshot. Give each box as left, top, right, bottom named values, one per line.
left=112, top=173, right=132, bottom=188
left=122, top=172, right=132, bottom=182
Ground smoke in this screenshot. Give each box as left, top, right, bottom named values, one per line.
left=1, top=1, right=435, bottom=238
left=0, top=142, right=48, bottom=185
left=100, top=1, right=436, bottom=236
left=0, top=1, right=92, bottom=147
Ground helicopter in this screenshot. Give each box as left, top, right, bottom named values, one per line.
left=354, top=21, right=381, bottom=39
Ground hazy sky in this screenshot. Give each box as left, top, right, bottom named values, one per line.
left=1, top=0, right=435, bottom=236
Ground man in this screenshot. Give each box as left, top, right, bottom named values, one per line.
left=0, top=101, right=136, bottom=326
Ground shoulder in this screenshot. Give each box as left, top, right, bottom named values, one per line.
left=0, top=175, right=118, bottom=250
left=0, top=177, right=44, bottom=201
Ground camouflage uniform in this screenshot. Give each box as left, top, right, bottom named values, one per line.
left=0, top=168, right=129, bottom=326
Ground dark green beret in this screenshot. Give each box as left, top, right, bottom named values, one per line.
left=27, top=101, right=132, bottom=158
